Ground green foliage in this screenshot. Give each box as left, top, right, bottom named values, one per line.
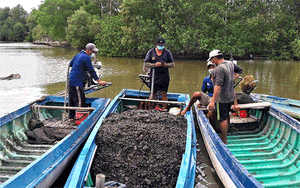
left=0, top=5, right=29, bottom=41
left=36, top=0, right=77, bottom=40
left=2, top=0, right=300, bottom=59
left=13, top=23, right=26, bottom=41
left=66, top=9, right=93, bottom=49
left=95, top=15, right=125, bottom=56
left=291, top=39, right=300, bottom=59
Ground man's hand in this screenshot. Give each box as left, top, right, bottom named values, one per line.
left=208, top=101, right=215, bottom=112
left=233, top=104, right=240, bottom=112
left=97, top=80, right=107, bottom=86
left=162, top=62, right=168, bottom=67
left=155, top=62, right=163, bottom=67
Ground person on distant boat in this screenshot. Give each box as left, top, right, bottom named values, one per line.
left=207, top=49, right=243, bottom=144
left=202, top=61, right=215, bottom=97
left=144, top=37, right=175, bottom=111
left=68, top=43, right=108, bottom=123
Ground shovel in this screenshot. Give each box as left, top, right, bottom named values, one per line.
left=62, top=65, right=70, bottom=123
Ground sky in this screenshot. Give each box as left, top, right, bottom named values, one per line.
left=1, top=0, right=43, bottom=13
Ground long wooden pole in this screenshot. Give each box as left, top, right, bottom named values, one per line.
left=62, top=65, right=70, bottom=123
left=198, top=102, right=271, bottom=111
left=118, top=97, right=185, bottom=105
left=33, top=105, right=95, bottom=111
left=150, top=69, right=155, bottom=99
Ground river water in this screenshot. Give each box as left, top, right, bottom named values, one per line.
left=1, top=42, right=299, bottom=187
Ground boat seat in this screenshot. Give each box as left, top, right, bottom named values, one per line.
left=230, top=115, right=259, bottom=124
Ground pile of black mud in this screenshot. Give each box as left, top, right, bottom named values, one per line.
left=91, top=109, right=187, bottom=188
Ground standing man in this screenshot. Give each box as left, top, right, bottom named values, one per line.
left=144, top=37, right=175, bottom=111
left=68, top=43, right=107, bottom=122
left=207, top=49, right=242, bottom=144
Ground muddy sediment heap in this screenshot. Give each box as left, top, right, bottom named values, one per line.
left=91, top=109, right=187, bottom=188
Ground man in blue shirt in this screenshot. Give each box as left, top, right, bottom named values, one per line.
left=68, top=43, right=107, bottom=121
left=202, top=61, right=215, bottom=97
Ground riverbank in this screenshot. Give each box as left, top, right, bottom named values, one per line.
left=33, top=40, right=72, bottom=48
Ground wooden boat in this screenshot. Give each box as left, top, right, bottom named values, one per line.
left=64, top=89, right=197, bottom=188
left=194, top=99, right=300, bottom=187
left=251, top=93, right=300, bottom=119
left=0, top=95, right=110, bottom=188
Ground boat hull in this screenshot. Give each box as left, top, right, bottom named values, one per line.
left=0, top=96, right=110, bottom=188
left=64, top=89, right=197, bottom=188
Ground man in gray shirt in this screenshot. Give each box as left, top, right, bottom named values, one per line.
left=207, top=50, right=243, bottom=144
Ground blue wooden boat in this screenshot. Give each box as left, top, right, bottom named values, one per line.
left=0, top=95, right=110, bottom=188
left=64, top=89, right=197, bottom=188
left=251, top=93, right=300, bottom=120
left=194, top=99, right=300, bottom=188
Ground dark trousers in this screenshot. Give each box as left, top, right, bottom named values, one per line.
left=68, top=86, right=87, bottom=119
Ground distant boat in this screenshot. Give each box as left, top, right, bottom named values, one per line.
left=0, top=74, right=20, bottom=80
left=64, top=89, right=197, bottom=188
left=251, top=93, right=300, bottom=119
left=0, top=95, right=110, bottom=188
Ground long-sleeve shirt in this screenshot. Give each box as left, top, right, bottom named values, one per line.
left=69, top=51, right=99, bottom=87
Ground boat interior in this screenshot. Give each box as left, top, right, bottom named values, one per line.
left=202, top=103, right=300, bottom=187
left=0, top=99, right=94, bottom=184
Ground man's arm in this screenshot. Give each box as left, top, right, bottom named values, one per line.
left=163, top=62, right=175, bottom=68
left=234, top=73, right=240, bottom=80
left=69, top=54, right=78, bottom=67
left=208, top=85, right=221, bottom=111
left=201, top=78, right=207, bottom=93
left=144, top=62, right=156, bottom=68
left=233, top=93, right=240, bottom=112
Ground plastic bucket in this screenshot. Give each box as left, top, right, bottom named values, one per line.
left=75, top=111, right=90, bottom=125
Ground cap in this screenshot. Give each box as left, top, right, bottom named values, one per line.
left=86, top=43, right=99, bottom=52
left=207, top=49, right=222, bottom=61
left=207, top=61, right=215, bottom=68
left=156, top=37, right=165, bottom=46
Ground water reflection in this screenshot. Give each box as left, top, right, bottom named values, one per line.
left=1, top=42, right=300, bottom=115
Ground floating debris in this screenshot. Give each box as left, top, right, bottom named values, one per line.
left=91, top=109, right=187, bottom=187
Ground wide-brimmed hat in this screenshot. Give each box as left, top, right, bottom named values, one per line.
left=207, top=49, right=222, bottom=61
